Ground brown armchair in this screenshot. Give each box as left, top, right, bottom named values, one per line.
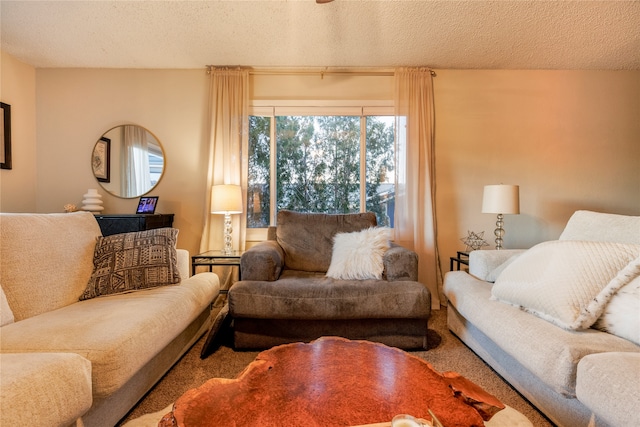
left=228, top=210, right=431, bottom=349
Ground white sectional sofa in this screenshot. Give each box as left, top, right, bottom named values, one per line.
left=0, top=212, right=220, bottom=427
left=444, top=210, right=640, bottom=427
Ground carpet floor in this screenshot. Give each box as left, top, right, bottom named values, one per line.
left=118, top=306, right=554, bottom=426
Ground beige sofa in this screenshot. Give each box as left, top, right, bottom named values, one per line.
left=0, top=212, right=220, bottom=427
left=444, top=210, right=640, bottom=427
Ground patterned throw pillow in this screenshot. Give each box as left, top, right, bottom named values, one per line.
left=80, top=228, right=181, bottom=300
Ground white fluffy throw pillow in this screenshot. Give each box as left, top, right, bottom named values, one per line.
left=593, top=275, right=640, bottom=345
left=326, top=227, right=391, bottom=280
left=491, top=240, right=640, bottom=330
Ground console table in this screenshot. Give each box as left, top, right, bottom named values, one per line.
left=94, top=214, right=174, bottom=236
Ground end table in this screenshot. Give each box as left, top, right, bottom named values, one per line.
left=449, top=251, right=469, bottom=271
left=191, top=250, right=244, bottom=290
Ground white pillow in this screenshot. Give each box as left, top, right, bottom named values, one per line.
left=1, top=286, right=15, bottom=326
left=593, top=275, right=640, bottom=345
left=326, top=227, right=391, bottom=280
left=491, top=240, right=640, bottom=330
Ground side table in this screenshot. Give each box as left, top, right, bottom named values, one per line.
left=191, top=250, right=244, bottom=290
left=449, top=251, right=469, bottom=271
left=194, top=250, right=244, bottom=359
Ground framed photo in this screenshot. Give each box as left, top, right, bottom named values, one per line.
left=92, top=136, right=110, bottom=182
left=0, top=102, right=11, bottom=170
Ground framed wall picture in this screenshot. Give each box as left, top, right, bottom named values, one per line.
left=0, top=102, right=11, bottom=170
left=92, top=136, right=111, bottom=182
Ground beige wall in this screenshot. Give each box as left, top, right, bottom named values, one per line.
left=33, top=68, right=210, bottom=254
left=2, top=62, right=639, bottom=269
left=435, top=70, right=640, bottom=269
left=0, top=52, right=37, bottom=212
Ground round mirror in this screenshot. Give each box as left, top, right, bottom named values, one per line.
left=92, top=125, right=165, bottom=198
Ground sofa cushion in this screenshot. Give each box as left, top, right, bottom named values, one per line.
left=559, top=210, right=640, bottom=244
left=593, top=275, right=640, bottom=345
left=491, top=240, right=640, bottom=330
left=276, top=210, right=377, bottom=272
left=230, top=271, right=430, bottom=320
left=0, top=273, right=219, bottom=398
left=576, top=352, right=640, bottom=427
left=0, top=352, right=92, bottom=427
left=468, top=249, right=526, bottom=282
left=81, top=228, right=181, bottom=300
left=326, top=227, right=390, bottom=280
left=444, top=272, right=640, bottom=397
left=0, top=212, right=102, bottom=320
left=1, top=286, right=14, bottom=326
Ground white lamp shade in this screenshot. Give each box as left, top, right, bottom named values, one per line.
left=482, top=185, right=520, bottom=214
left=210, top=184, right=243, bottom=214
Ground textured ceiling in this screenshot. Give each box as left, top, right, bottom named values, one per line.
left=1, top=0, right=639, bottom=70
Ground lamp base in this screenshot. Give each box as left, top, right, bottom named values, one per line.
left=222, top=213, right=234, bottom=255
left=494, top=213, right=505, bottom=250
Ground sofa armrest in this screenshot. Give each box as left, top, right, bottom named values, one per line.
left=240, top=241, right=285, bottom=281
left=177, top=249, right=190, bottom=279
left=384, top=243, right=418, bottom=282
left=469, top=249, right=526, bottom=281
left=576, top=352, right=640, bottom=427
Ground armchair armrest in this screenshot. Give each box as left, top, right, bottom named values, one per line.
left=384, top=243, right=418, bottom=282
left=240, top=240, right=285, bottom=281
left=469, top=249, right=526, bottom=281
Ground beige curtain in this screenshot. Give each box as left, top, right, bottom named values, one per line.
left=121, top=125, right=151, bottom=198
left=394, top=67, right=442, bottom=309
left=200, top=67, right=249, bottom=254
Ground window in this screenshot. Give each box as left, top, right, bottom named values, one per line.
left=247, top=107, right=395, bottom=229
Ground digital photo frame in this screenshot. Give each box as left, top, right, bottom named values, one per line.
left=136, top=196, right=159, bottom=214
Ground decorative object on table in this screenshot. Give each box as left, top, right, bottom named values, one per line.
left=0, top=102, right=11, bottom=170
left=81, top=188, right=104, bottom=212
left=460, top=230, right=489, bottom=251
left=135, top=196, right=159, bottom=214
left=482, top=184, right=520, bottom=250
left=210, top=184, right=243, bottom=255
left=63, top=204, right=77, bottom=213
left=392, top=414, right=429, bottom=427
left=92, top=136, right=111, bottom=182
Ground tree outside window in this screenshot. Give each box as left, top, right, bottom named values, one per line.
left=247, top=114, right=394, bottom=228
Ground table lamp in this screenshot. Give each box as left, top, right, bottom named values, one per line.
left=211, top=184, right=243, bottom=255
left=482, top=184, right=520, bottom=250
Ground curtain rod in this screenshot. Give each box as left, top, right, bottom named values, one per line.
left=206, top=66, right=436, bottom=77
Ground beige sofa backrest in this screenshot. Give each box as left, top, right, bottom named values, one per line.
left=0, top=212, right=102, bottom=321
left=275, top=210, right=377, bottom=272
left=559, top=210, right=640, bottom=244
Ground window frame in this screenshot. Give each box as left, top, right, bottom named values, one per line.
left=247, top=101, right=394, bottom=241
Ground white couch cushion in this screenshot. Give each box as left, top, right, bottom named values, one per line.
left=576, top=352, right=640, bottom=427
left=468, top=249, right=525, bottom=281
left=491, top=240, right=640, bottom=330
left=0, top=273, right=219, bottom=398
left=559, top=210, right=640, bottom=244
left=1, top=286, right=14, bottom=326
left=0, top=212, right=102, bottom=320
left=0, top=352, right=92, bottom=427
